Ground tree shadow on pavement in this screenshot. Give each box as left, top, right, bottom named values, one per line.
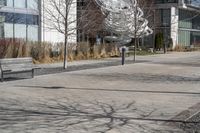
left=0, top=98, right=175, bottom=133
left=0, top=97, right=198, bottom=132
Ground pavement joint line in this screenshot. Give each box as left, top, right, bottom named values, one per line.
left=184, top=110, right=200, bottom=122
left=16, top=86, right=200, bottom=95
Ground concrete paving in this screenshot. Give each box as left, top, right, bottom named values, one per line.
left=1, top=52, right=200, bottom=133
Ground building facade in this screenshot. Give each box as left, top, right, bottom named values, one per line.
left=0, top=0, right=77, bottom=43
left=0, top=0, right=41, bottom=41
left=0, top=0, right=199, bottom=47
left=76, top=0, right=200, bottom=49
left=152, top=0, right=200, bottom=48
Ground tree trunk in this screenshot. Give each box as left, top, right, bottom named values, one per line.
left=134, top=37, right=137, bottom=62
left=134, top=5, right=137, bottom=62
left=63, top=35, right=68, bottom=69
left=63, top=3, right=68, bottom=69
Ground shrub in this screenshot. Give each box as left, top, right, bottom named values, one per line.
left=155, top=32, right=164, bottom=50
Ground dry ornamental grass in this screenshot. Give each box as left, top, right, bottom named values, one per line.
left=0, top=39, right=120, bottom=64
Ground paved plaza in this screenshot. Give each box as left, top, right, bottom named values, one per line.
left=1, top=52, right=200, bottom=133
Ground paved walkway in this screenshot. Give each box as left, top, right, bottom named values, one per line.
left=36, top=51, right=200, bottom=69
left=0, top=52, right=200, bottom=133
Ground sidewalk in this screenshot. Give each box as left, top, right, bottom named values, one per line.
left=34, top=56, right=138, bottom=76
left=35, top=51, right=200, bottom=69
left=35, top=56, right=135, bottom=69
left=34, top=52, right=200, bottom=76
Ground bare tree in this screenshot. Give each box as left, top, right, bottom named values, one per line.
left=130, top=0, right=154, bottom=61
left=43, top=0, right=77, bottom=69
left=77, top=0, right=105, bottom=44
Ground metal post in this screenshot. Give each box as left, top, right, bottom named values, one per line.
left=122, top=47, right=125, bottom=65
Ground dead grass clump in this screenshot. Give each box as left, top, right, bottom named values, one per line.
left=173, top=45, right=186, bottom=52
left=75, top=42, right=91, bottom=60
left=30, top=42, right=53, bottom=63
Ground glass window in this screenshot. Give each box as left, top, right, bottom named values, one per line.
left=192, top=15, right=200, bottom=30
left=161, top=9, right=171, bottom=26
left=0, top=16, right=5, bottom=38
left=0, top=12, right=14, bottom=23
left=14, top=24, right=26, bottom=39
left=0, top=0, right=6, bottom=6
left=0, top=24, right=4, bottom=38
left=27, top=0, right=38, bottom=10
left=185, top=0, right=200, bottom=6
left=26, top=15, right=38, bottom=25
left=178, top=30, right=190, bottom=46
left=14, top=0, right=26, bottom=8
left=4, top=23, right=14, bottom=38
left=179, top=9, right=193, bottom=29
left=191, top=31, right=200, bottom=47
left=0, top=15, right=4, bottom=23
left=27, top=25, right=38, bottom=41
left=0, top=12, right=39, bottom=25
left=14, top=13, right=26, bottom=24
left=6, top=0, right=13, bottom=7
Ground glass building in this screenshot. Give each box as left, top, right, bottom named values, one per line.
left=152, top=0, right=200, bottom=48
left=0, top=0, right=41, bottom=41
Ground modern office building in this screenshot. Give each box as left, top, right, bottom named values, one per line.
left=0, top=0, right=199, bottom=48
left=152, top=0, right=200, bottom=48
left=0, top=0, right=76, bottom=43
left=0, top=0, right=41, bottom=41
left=77, top=0, right=200, bottom=49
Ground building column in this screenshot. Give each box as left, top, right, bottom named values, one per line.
left=171, top=6, right=179, bottom=49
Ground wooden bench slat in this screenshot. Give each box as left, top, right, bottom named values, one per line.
left=0, top=60, right=32, bottom=64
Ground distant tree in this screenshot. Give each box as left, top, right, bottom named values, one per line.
left=43, top=0, right=77, bottom=69
left=77, top=0, right=105, bottom=44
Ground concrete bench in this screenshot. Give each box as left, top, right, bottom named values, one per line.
left=0, top=57, right=39, bottom=82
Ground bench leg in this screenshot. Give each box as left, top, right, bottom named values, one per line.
left=1, top=72, right=4, bottom=82
left=32, top=69, right=34, bottom=78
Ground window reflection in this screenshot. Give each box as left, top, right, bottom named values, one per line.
left=0, top=0, right=6, bottom=6
left=27, top=25, right=38, bottom=41
left=27, top=0, right=38, bottom=10
left=14, top=24, right=26, bottom=39
left=6, top=0, right=13, bottom=7
left=14, top=0, right=26, bottom=8
left=4, top=23, right=14, bottom=38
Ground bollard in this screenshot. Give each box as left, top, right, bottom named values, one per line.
left=122, top=47, right=125, bottom=65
